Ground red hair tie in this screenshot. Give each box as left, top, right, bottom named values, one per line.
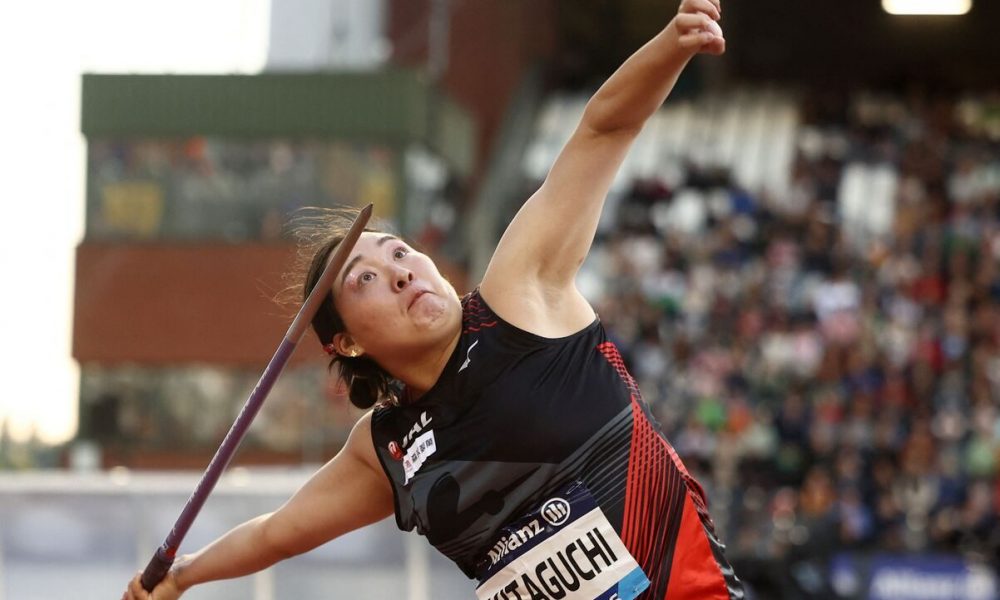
left=323, top=343, right=337, bottom=356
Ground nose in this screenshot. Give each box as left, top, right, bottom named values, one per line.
left=392, top=266, right=413, bottom=291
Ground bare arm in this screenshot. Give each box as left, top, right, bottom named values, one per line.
left=480, top=0, right=724, bottom=337
left=125, top=412, right=394, bottom=599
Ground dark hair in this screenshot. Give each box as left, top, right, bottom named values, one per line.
left=293, top=207, right=399, bottom=409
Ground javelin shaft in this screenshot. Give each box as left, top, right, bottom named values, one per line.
left=140, top=204, right=373, bottom=591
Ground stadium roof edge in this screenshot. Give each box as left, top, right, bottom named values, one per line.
left=80, top=70, right=476, bottom=176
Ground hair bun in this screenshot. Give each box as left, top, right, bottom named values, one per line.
left=348, top=375, right=379, bottom=409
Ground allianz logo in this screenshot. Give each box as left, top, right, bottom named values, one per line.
left=487, top=519, right=544, bottom=566
left=541, top=498, right=570, bottom=527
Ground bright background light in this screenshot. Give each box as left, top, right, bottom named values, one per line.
left=882, top=0, right=972, bottom=15
left=0, top=0, right=271, bottom=445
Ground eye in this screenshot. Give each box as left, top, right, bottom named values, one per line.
left=393, top=247, right=409, bottom=260
left=358, top=271, right=376, bottom=286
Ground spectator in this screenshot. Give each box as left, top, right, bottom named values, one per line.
left=570, top=90, right=1000, bottom=582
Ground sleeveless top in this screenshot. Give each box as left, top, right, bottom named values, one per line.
left=370, top=290, right=741, bottom=598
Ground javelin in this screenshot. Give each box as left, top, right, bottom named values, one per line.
left=140, top=203, right=374, bottom=591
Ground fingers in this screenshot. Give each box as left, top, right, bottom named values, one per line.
left=702, top=36, right=727, bottom=55
left=674, top=12, right=722, bottom=46
left=126, top=573, right=149, bottom=600
left=674, top=6, right=726, bottom=54
left=674, top=12, right=716, bottom=32
left=677, top=30, right=716, bottom=50
left=679, top=0, right=721, bottom=22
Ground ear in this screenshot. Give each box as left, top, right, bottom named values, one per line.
left=332, top=332, right=365, bottom=358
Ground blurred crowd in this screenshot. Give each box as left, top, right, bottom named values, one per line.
left=87, top=138, right=396, bottom=241
left=585, top=91, right=1000, bottom=579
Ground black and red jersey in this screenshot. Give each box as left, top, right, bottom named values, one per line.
left=371, top=289, right=743, bottom=599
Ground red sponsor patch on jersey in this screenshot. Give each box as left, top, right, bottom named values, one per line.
left=388, top=441, right=404, bottom=461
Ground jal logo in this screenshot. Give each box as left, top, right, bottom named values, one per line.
left=402, top=411, right=432, bottom=449
left=387, top=441, right=404, bottom=461
left=540, top=497, right=571, bottom=527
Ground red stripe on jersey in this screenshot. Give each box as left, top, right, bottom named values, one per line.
left=596, top=341, right=639, bottom=394
left=462, top=295, right=498, bottom=334
left=623, top=396, right=686, bottom=597
left=598, top=339, right=732, bottom=599
left=664, top=493, right=732, bottom=600
left=599, top=341, right=680, bottom=596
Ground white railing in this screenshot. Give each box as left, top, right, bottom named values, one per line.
left=0, top=469, right=471, bottom=600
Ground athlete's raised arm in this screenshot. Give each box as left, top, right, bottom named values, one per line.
left=124, top=412, right=394, bottom=600
left=480, top=0, right=724, bottom=337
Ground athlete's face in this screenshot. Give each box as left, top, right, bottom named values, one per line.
left=330, top=232, right=461, bottom=358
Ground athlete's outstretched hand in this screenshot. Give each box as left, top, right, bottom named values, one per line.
left=122, top=571, right=183, bottom=600
left=674, top=0, right=726, bottom=56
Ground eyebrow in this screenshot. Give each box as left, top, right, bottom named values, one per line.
left=338, top=235, right=401, bottom=289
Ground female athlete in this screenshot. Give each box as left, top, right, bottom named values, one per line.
left=125, top=1, right=742, bottom=597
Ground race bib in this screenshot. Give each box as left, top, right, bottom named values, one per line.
left=475, top=481, right=649, bottom=600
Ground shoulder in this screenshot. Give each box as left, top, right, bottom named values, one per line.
left=477, top=279, right=596, bottom=339
left=369, top=403, right=399, bottom=438
left=344, top=411, right=381, bottom=472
